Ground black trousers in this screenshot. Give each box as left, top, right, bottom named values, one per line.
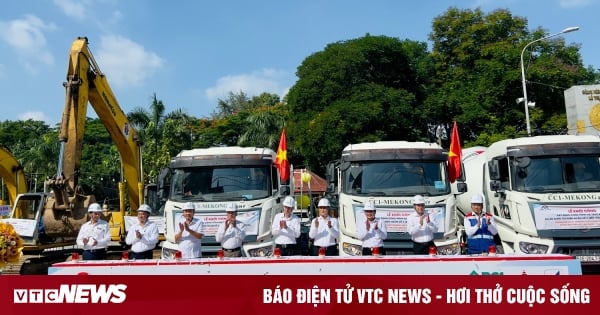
left=311, top=245, right=338, bottom=256
left=82, top=248, right=106, bottom=260
left=275, top=244, right=297, bottom=256
left=131, top=249, right=154, bottom=259
left=413, top=240, right=436, bottom=255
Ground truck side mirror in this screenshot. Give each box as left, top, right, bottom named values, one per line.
left=456, top=182, right=467, bottom=193
left=488, top=159, right=500, bottom=180
left=490, top=180, right=502, bottom=191
left=326, top=161, right=339, bottom=184
left=279, top=185, right=291, bottom=196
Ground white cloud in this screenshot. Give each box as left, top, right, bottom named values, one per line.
left=205, top=68, right=291, bottom=100
left=0, top=15, right=56, bottom=67
left=19, top=111, right=51, bottom=124
left=53, top=0, right=91, bottom=20
left=559, top=0, right=593, bottom=7
left=95, top=35, right=164, bottom=88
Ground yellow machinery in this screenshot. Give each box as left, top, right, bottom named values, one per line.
left=0, top=145, right=27, bottom=207
left=4, top=37, right=147, bottom=274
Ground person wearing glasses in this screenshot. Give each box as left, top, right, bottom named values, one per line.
left=407, top=195, right=437, bottom=255
left=357, top=200, right=387, bottom=255
left=309, top=198, right=339, bottom=256
left=76, top=203, right=111, bottom=260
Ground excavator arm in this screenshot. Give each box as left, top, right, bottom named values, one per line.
left=44, top=37, right=144, bottom=238
left=0, top=146, right=27, bottom=206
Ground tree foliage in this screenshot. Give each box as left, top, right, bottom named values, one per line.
left=287, top=35, right=429, bottom=173
left=426, top=7, right=594, bottom=145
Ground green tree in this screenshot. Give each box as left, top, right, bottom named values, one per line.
left=426, top=7, right=594, bottom=144
left=286, top=35, right=427, bottom=173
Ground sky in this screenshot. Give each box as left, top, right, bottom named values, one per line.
left=0, top=0, right=598, bottom=126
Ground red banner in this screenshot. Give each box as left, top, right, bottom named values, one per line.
left=1, top=275, right=598, bottom=314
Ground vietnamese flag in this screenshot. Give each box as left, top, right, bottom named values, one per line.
left=275, top=129, right=290, bottom=182
left=448, top=121, right=462, bottom=183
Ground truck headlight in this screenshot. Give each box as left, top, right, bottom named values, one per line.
left=342, top=243, right=362, bottom=256
left=519, top=242, right=549, bottom=254
left=248, top=245, right=273, bottom=257
left=436, top=243, right=461, bottom=255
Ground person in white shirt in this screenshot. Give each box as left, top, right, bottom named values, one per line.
left=407, top=195, right=438, bottom=254
left=174, top=202, right=204, bottom=259
left=125, top=204, right=159, bottom=259
left=309, top=198, right=339, bottom=256
left=76, top=203, right=111, bottom=260
left=215, top=202, right=246, bottom=257
left=356, top=200, right=387, bottom=255
left=271, top=196, right=301, bottom=256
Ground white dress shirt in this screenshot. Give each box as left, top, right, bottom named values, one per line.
left=215, top=220, right=246, bottom=249
left=406, top=212, right=437, bottom=243
left=177, top=217, right=204, bottom=259
left=271, top=212, right=301, bottom=245
left=125, top=220, right=159, bottom=253
left=309, top=216, right=340, bottom=247
left=76, top=219, right=111, bottom=250
left=356, top=218, right=387, bottom=248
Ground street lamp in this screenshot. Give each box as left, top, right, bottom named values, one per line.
left=520, top=26, right=579, bottom=136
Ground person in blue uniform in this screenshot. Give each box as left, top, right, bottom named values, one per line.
left=464, top=193, right=498, bottom=254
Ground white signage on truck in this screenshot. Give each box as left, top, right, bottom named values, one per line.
left=355, top=206, right=446, bottom=233
left=533, top=203, right=600, bottom=230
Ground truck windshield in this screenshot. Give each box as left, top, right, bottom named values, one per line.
left=511, top=156, right=600, bottom=193
left=342, top=161, right=450, bottom=196
left=170, top=166, right=271, bottom=201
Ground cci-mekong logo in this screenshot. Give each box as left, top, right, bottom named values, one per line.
left=14, top=284, right=127, bottom=303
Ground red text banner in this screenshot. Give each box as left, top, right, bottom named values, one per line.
left=1, top=275, right=598, bottom=314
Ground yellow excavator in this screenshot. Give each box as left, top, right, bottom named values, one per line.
left=0, top=145, right=27, bottom=208
left=3, top=37, right=156, bottom=274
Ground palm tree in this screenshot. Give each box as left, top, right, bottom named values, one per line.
left=238, top=110, right=286, bottom=148
left=128, top=94, right=191, bottom=181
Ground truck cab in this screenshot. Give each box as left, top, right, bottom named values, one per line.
left=160, top=146, right=291, bottom=258
left=327, top=141, right=465, bottom=256
left=456, top=135, right=600, bottom=267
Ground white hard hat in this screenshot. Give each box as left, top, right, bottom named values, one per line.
left=182, top=202, right=195, bottom=211
left=363, top=200, right=376, bottom=211
left=225, top=202, right=237, bottom=212
left=413, top=195, right=426, bottom=205
left=471, top=193, right=484, bottom=204
left=318, top=198, right=330, bottom=208
left=138, top=204, right=152, bottom=213
left=283, top=196, right=295, bottom=208
left=88, top=203, right=102, bottom=213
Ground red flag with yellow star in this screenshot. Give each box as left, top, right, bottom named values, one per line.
left=448, top=121, right=462, bottom=183
left=274, top=129, right=290, bottom=182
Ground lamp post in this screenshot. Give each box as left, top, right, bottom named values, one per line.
left=520, top=26, right=579, bottom=136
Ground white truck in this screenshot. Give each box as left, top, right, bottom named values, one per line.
left=159, top=146, right=292, bottom=258
left=325, top=141, right=466, bottom=256
left=456, top=135, right=600, bottom=267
